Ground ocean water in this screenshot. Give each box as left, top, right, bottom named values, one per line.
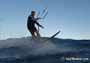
left=0, top=37, right=90, bottom=63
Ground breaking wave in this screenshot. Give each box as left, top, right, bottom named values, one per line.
left=0, top=37, right=90, bottom=63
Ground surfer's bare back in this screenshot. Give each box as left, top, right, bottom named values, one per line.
left=27, top=11, right=44, bottom=40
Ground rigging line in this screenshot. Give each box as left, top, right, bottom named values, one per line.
left=42, top=10, right=48, bottom=19
left=41, top=7, right=47, bottom=17
left=33, top=0, right=48, bottom=32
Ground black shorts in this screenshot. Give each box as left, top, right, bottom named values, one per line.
left=27, top=24, right=37, bottom=35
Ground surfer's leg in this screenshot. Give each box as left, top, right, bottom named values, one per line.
left=36, top=31, right=41, bottom=38
left=35, top=30, right=44, bottom=42
left=36, top=30, right=46, bottom=42
left=31, top=31, right=36, bottom=41
left=31, top=32, right=38, bottom=48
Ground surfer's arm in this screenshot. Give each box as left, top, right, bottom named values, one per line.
left=35, top=21, right=44, bottom=28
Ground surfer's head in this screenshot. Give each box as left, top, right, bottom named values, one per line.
left=31, top=11, right=36, bottom=17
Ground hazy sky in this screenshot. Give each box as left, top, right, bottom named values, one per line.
left=0, top=0, right=90, bottom=40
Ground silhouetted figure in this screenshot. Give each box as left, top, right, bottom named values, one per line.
left=27, top=11, right=44, bottom=41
